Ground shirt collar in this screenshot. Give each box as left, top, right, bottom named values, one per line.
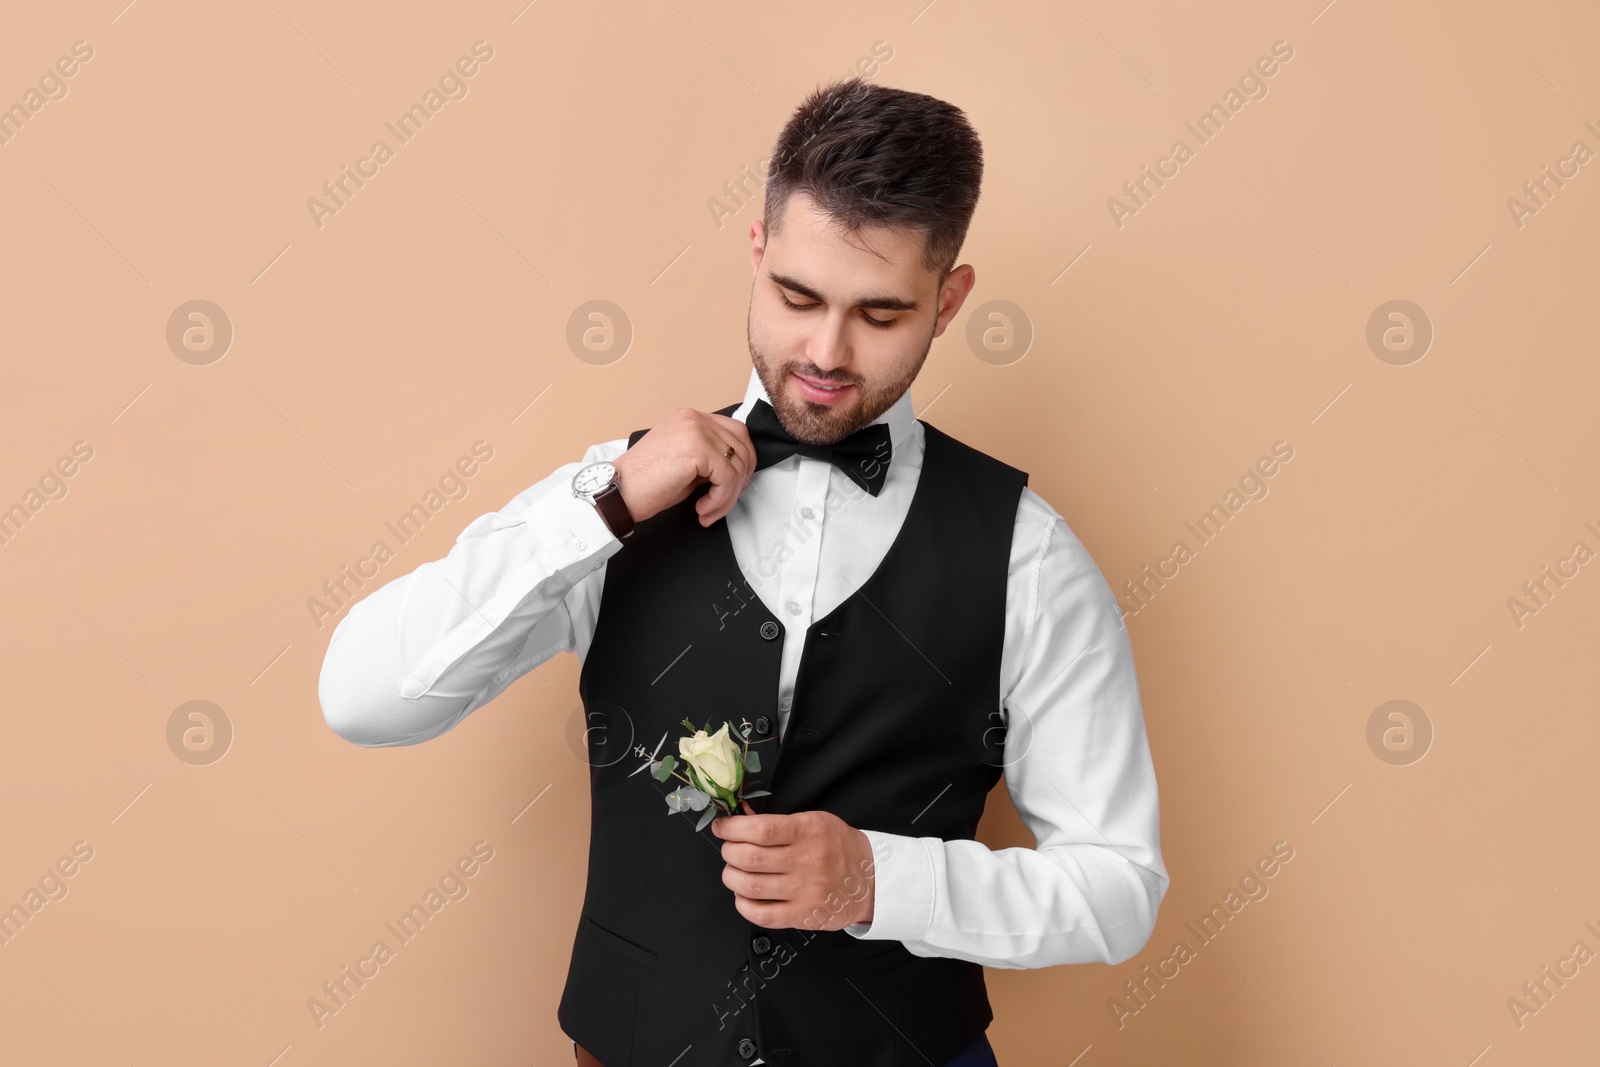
left=730, top=365, right=916, bottom=456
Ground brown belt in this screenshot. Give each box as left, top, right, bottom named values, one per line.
left=574, top=1042, right=605, bottom=1067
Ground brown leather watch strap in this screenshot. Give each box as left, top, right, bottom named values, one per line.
left=592, top=482, right=634, bottom=539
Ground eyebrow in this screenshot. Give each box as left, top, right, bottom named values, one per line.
left=767, top=271, right=921, bottom=313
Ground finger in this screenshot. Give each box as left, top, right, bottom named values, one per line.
left=683, top=424, right=733, bottom=507
left=712, top=813, right=796, bottom=846
left=697, top=432, right=753, bottom=524
left=697, top=457, right=738, bottom=520
left=721, top=840, right=791, bottom=874
left=708, top=812, right=768, bottom=843
left=732, top=892, right=780, bottom=928
left=696, top=475, right=732, bottom=525
left=711, top=429, right=752, bottom=505
left=722, top=863, right=785, bottom=901
left=706, top=415, right=754, bottom=473
left=716, top=416, right=756, bottom=467
left=722, top=420, right=756, bottom=497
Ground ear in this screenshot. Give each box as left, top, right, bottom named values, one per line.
left=931, top=264, right=976, bottom=339
left=749, top=218, right=767, bottom=276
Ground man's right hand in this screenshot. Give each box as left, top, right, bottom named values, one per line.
left=612, top=408, right=757, bottom=528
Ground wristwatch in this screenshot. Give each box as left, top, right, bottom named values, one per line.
left=572, top=460, right=635, bottom=540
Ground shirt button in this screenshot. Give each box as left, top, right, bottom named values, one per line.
left=800, top=506, right=814, bottom=519
left=737, top=1037, right=757, bottom=1058
left=571, top=535, right=586, bottom=550
left=777, top=697, right=791, bottom=712
left=754, top=716, right=771, bottom=735
left=759, top=621, right=780, bottom=640
left=785, top=600, right=801, bottom=615
left=751, top=935, right=771, bottom=954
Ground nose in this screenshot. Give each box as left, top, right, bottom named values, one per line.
left=806, top=316, right=852, bottom=377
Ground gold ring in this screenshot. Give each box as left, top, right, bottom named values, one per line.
left=724, top=445, right=736, bottom=461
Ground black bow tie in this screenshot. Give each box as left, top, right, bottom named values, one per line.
left=744, top=398, right=893, bottom=496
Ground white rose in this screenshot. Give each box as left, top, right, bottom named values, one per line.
left=679, top=722, right=743, bottom=795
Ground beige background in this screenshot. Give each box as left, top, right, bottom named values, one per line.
left=2, top=0, right=1597, bottom=1063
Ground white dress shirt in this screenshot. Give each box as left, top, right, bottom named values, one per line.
left=319, top=366, right=1168, bottom=971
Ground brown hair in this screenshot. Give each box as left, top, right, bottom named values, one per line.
left=763, top=77, right=983, bottom=284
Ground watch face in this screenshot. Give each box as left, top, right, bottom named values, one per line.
left=573, top=461, right=616, bottom=495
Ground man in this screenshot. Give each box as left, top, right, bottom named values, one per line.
left=319, top=77, right=1167, bottom=1067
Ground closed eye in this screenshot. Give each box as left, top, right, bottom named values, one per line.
left=779, top=292, right=896, bottom=330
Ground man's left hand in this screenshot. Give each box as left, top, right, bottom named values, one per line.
left=710, top=806, right=876, bottom=931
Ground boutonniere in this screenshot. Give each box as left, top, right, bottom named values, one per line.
left=632, top=718, right=775, bottom=831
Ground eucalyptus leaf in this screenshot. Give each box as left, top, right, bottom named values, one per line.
left=741, top=789, right=771, bottom=799
left=695, top=806, right=717, bottom=831
left=743, top=750, right=760, bottom=772
left=665, top=785, right=710, bottom=814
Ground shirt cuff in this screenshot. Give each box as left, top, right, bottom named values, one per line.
left=520, top=482, right=622, bottom=578
left=841, top=829, right=935, bottom=943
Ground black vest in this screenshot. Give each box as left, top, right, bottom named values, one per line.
left=559, top=401, right=1029, bottom=1067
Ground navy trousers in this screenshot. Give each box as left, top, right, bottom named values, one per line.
left=574, top=1031, right=998, bottom=1065
left=942, top=1030, right=1000, bottom=1067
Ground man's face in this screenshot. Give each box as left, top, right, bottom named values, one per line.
left=747, top=191, right=975, bottom=446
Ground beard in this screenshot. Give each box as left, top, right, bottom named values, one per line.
left=746, top=311, right=935, bottom=446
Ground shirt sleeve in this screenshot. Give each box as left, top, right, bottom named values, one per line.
left=842, top=490, right=1168, bottom=969
left=317, top=436, right=630, bottom=747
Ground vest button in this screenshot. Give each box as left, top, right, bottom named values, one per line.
left=754, top=716, right=771, bottom=736
left=759, top=620, right=779, bottom=640
left=737, top=1036, right=757, bottom=1058
left=751, top=935, right=771, bottom=954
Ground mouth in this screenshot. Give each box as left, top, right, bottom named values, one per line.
left=792, top=372, right=856, bottom=405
